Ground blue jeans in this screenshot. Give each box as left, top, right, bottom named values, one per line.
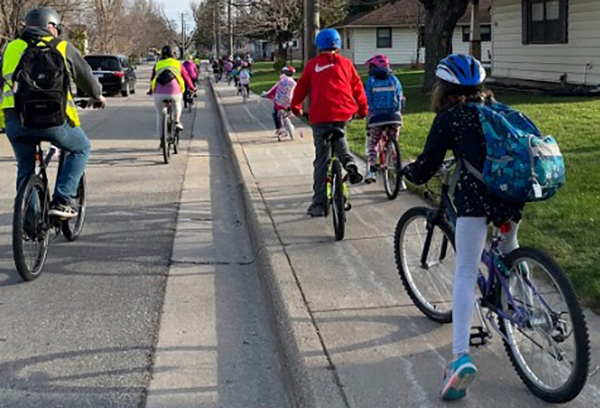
left=4, top=109, right=91, bottom=204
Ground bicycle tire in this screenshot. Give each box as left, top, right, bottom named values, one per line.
left=331, top=159, right=345, bottom=241
left=383, top=138, right=401, bottom=200
left=394, top=206, right=455, bottom=323
left=173, top=129, right=180, bottom=155
left=162, top=110, right=171, bottom=164
left=285, top=117, right=294, bottom=140
left=13, top=175, right=50, bottom=281
left=498, top=247, right=590, bottom=403
left=62, top=173, right=87, bottom=241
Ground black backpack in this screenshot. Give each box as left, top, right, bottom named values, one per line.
left=156, top=69, right=176, bottom=86
left=14, top=38, right=70, bottom=129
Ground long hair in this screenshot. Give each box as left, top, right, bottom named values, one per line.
left=430, top=80, right=494, bottom=113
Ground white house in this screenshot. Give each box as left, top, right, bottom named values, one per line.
left=491, top=0, right=600, bottom=88
left=334, top=0, right=492, bottom=66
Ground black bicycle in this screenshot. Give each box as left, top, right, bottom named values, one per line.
left=183, top=89, right=195, bottom=113
left=12, top=143, right=87, bottom=281
left=323, top=128, right=351, bottom=241
left=160, top=98, right=180, bottom=163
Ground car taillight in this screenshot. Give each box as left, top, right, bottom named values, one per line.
left=112, top=71, right=125, bottom=78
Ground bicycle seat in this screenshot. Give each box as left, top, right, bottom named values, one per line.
left=323, top=128, right=345, bottom=141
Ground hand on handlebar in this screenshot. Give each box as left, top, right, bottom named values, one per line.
left=86, top=96, right=106, bottom=109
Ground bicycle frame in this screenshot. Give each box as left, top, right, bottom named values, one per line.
left=325, top=141, right=349, bottom=204
left=422, top=160, right=558, bottom=332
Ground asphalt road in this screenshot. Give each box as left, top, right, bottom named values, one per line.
left=0, top=65, right=289, bottom=408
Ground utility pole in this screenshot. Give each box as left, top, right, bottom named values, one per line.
left=304, top=0, right=320, bottom=65
left=228, top=0, right=233, bottom=56
left=213, top=1, right=221, bottom=57
left=179, top=12, right=187, bottom=58
left=469, top=0, right=482, bottom=60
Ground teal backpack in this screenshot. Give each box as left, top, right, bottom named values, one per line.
left=464, top=102, right=565, bottom=203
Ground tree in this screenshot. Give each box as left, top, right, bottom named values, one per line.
left=418, top=0, right=470, bottom=90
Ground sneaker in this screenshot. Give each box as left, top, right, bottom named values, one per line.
left=440, top=354, right=477, bottom=401
left=346, top=163, right=363, bottom=184
left=306, top=203, right=325, bottom=217
left=175, top=122, right=184, bottom=131
left=49, top=202, right=78, bottom=219
left=364, top=169, right=376, bottom=184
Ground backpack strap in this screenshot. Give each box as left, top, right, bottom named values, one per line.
left=461, top=158, right=485, bottom=182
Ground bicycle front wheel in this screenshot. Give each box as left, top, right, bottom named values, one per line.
left=331, top=160, right=345, bottom=241
left=13, top=176, right=50, bottom=281
left=285, top=117, right=295, bottom=140
left=394, top=207, right=455, bottom=323
left=383, top=138, right=401, bottom=200
left=498, top=247, right=590, bottom=403
left=62, top=173, right=87, bottom=241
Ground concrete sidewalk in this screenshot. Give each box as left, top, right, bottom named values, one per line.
left=211, top=80, right=600, bottom=408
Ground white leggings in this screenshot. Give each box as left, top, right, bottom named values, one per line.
left=153, top=93, right=183, bottom=137
left=453, top=217, right=520, bottom=356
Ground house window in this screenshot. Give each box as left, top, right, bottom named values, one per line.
left=522, top=0, right=568, bottom=44
left=462, top=25, right=492, bottom=42
left=418, top=26, right=425, bottom=48
left=291, top=39, right=299, bottom=49
left=376, top=28, right=392, bottom=48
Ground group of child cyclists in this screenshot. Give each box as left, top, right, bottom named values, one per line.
left=246, top=27, right=555, bottom=402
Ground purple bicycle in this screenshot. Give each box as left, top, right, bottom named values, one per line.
left=394, top=158, right=589, bottom=403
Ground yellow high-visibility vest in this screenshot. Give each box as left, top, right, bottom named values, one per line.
left=1, top=36, right=81, bottom=127
left=151, top=58, right=185, bottom=92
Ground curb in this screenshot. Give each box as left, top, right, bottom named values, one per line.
left=207, top=79, right=348, bottom=408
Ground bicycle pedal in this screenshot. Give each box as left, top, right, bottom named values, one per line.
left=469, top=326, right=490, bottom=348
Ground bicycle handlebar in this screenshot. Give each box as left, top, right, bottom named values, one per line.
left=74, top=100, right=105, bottom=109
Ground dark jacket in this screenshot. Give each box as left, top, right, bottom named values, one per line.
left=0, top=27, right=102, bottom=99
left=404, top=102, right=523, bottom=225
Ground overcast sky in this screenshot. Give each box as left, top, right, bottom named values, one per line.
left=158, top=0, right=194, bottom=29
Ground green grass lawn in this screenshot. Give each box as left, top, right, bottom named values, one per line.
left=251, top=67, right=600, bottom=308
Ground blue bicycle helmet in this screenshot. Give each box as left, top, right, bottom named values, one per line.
left=315, top=28, right=342, bottom=50
left=436, top=54, right=486, bottom=86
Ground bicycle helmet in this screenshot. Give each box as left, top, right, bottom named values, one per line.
left=161, top=45, right=174, bottom=59
left=25, top=7, right=61, bottom=30
left=241, top=61, right=248, bottom=68
left=315, top=28, right=342, bottom=50
left=436, top=54, right=486, bottom=86
left=365, top=54, right=390, bottom=69
left=282, top=65, right=296, bottom=76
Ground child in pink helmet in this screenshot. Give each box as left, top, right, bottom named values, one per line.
left=262, top=66, right=297, bottom=139
left=363, top=54, right=405, bottom=186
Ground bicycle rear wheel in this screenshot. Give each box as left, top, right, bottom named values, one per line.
left=162, top=110, right=171, bottom=164
left=62, top=173, right=87, bottom=241
left=498, top=247, right=590, bottom=403
left=285, top=117, right=295, bottom=140
left=394, top=207, right=455, bottom=323
left=13, top=176, right=50, bottom=281
left=173, top=129, right=180, bottom=155
left=383, top=138, right=401, bottom=200
left=331, top=160, right=345, bottom=241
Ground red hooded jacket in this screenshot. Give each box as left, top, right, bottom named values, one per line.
left=291, top=52, right=368, bottom=124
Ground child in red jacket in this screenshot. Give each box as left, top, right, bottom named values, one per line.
left=291, top=28, right=368, bottom=217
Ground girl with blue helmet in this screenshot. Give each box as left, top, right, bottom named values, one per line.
left=402, top=54, right=524, bottom=401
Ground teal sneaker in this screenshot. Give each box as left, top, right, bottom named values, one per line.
left=440, top=354, right=477, bottom=401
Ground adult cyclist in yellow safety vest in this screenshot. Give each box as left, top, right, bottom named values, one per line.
left=1, top=7, right=105, bottom=218
left=148, top=46, right=196, bottom=141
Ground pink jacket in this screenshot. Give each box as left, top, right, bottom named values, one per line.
left=183, top=60, right=198, bottom=82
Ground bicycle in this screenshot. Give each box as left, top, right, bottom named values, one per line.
left=276, top=109, right=295, bottom=141
left=323, top=128, right=351, bottom=241
left=365, top=125, right=403, bottom=199
left=393, top=158, right=590, bottom=403
left=226, top=71, right=233, bottom=86
left=240, top=83, right=249, bottom=103
left=12, top=100, right=100, bottom=281
left=160, top=98, right=180, bottom=164
left=183, top=89, right=195, bottom=113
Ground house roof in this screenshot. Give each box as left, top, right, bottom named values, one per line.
left=333, top=0, right=491, bottom=28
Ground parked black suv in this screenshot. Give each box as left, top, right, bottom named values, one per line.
left=80, top=54, right=137, bottom=97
